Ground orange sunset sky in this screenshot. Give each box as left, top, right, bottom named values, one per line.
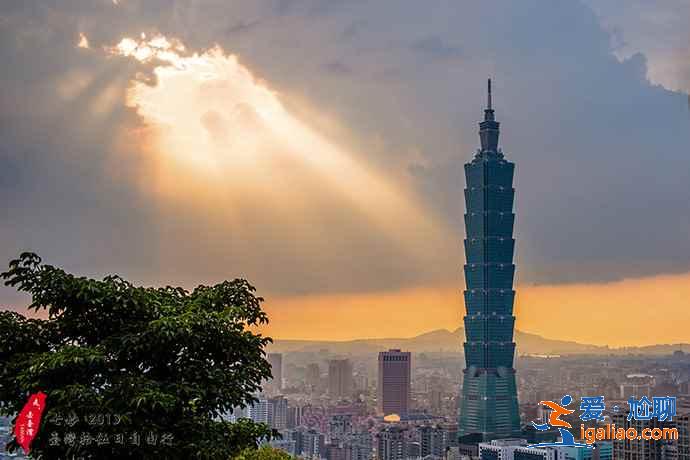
left=261, top=272, right=690, bottom=347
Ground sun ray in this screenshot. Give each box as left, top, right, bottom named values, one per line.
left=96, top=34, right=455, bottom=263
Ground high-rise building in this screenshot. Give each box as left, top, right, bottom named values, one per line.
left=248, top=398, right=270, bottom=424
left=307, top=363, right=321, bottom=390
left=478, top=439, right=562, bottom=460
left=329, top=414, right=354, bottom=442
left=242, top=396, right=287, bottom=430
left=377, top=349, right=411, bottom=416
left=420, top=423, right=459, bottom=458
left=270, top=438, right=297, bottom=456
left=678, top=409, right=690, bottom=460
left=406, top=442, right=421, bottom=459
left=300, top=429, right=326, bottom=459
left=560, top=442, right=613, bottom=460
left=619, top=374, right=654, bottom=399
left=267, top=353, right=283, bottom=394
left=420, top=425, right=446, bottom=459
left=269, top=396, right=288, bottom=430
left=376, top=425, right=407, bottom=460
left=611, top=412, right=664, bottom=460
left=329, top=359, right=354, bottom=399
left=429, top=388, right=443, bottom=414
left=287, top=405, right=303, bottom=429
left=354, top=372, right=369, bottom=393
left=458, top=79, right=521, bottom=440
left=327, top=445, right=352, bottom=460
left=350, top=433, right=374, bottom=460
left=224, top=404, right=250, bottom=422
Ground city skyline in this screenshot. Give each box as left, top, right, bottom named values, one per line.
left=2, top=2, right=690, bottom=458
left=215, top=347, right=690, bottom=459
left=1, top=1, right=690, bottom=348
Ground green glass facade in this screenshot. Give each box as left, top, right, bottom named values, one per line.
left=458, top=80, right=521, bottom=440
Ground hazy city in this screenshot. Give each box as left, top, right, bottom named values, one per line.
left=216, top=345, right=690, bottom=460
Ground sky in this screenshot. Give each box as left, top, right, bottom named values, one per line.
left=0, top=0, right=689, bottom=347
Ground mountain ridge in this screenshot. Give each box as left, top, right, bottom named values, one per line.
left=268, top=328, right=690, bottom=356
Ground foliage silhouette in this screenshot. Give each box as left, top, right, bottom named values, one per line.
left=0, top=252, right=276, bottom=459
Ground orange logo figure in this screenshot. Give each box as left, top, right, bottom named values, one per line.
left=529, top=395, right=590, bottom=449
left=538, top=395, right=574, bottom=428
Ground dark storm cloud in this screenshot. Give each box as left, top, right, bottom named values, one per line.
left=0, top=1, right=162, bottom=304
left=198, top=0, right=689, bottom=285
left=410, top=36, right=463, bottom=60
left=225, top=19, right=263, bottom=36
left=1, top=0, right=689, bottom=310
left=324, top=60, right=353, bottom=75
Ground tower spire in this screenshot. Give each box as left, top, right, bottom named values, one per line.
left=487, top=78, right=492, bottom=110
left=479, top=78, right=500, bottom=153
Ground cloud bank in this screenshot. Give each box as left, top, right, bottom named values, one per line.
left=0, top=1, right=689, bottom=343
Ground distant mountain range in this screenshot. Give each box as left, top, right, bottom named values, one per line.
left=269, top=328, right=690, bottom=356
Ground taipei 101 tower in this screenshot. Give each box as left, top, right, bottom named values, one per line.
left=458, top=80, right=521, bottom=440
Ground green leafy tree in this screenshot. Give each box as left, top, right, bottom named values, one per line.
left=0, top=252, right=276, bottom=459
left=234, top=445, right=293, bottom=460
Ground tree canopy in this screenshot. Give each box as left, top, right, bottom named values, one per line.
left=0, top=252, right=276, bottom=458
left=234, top=445, right=293, bottom=460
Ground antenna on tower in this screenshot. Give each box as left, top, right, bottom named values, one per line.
left=487, top=78, right=492, bottom=110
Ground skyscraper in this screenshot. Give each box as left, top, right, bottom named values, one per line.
left=328, top=359, right=354, bottom=399
left=267, top=353, right=283, bottom=394
left=377, top=349, right=411, bottom=416
left=458, top=80, right=521, bottom=440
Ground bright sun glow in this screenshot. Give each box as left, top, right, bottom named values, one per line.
left=99, top=34, right=454, bottom=260
left=77, top=33, right=89, bottom=49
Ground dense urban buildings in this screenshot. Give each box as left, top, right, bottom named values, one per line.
left=226, top=346, right=690, bottom=460
left=378, top=350, right=412, bottom=416
left=458, top=79, right=521, bottom=440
